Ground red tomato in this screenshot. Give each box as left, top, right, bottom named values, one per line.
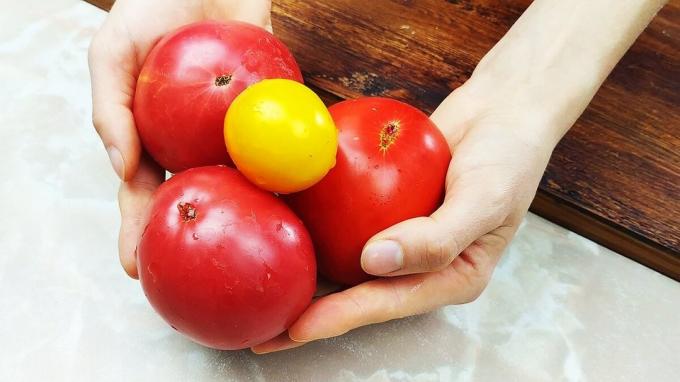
left=134, top=21, right=303, bottom=173
left=288, top=98, right=451, bottom=286
left=138, top=166, right=316, bottom=350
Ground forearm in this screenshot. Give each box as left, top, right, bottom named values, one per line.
left=465, top=0, right=667, bottom=145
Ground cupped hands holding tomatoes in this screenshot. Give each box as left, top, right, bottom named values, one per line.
left=252, top=80, right=556, bottom=353
left=90, top=0, right=566, bottom=353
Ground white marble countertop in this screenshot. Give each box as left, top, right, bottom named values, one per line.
left=1, top=1, right=679, bottom=381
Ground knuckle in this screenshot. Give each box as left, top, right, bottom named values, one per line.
left=440, top=252, right=493, bottom=306
left=459, top=266, right=492, bottom=304
left=88, top=34, right=105, bottom=64
left=443, top=277, right=488, bottom=306
left=119, top=179, right=158, bottom=197
left=459, top=283, right=487, bottom=304
left=480, top=188, right=512, bottom=229
left=91, top=110, right=105, bottom=133
left=490, top=209, right=508, bottom=230
left=486, top=186, right=511, bottom=215
left=422, top=237, right=455, bottom=270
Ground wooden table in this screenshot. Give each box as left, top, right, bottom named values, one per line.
left=86, top=0, right=680, bottom=281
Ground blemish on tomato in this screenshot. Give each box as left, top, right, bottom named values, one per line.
left=215, top=74, right=232, bottom=86
left=178, top=202, right=197, bottom=222
left=379, top=120, right=401, bottom=153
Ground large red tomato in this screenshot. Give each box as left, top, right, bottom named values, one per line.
left=134, top=21, right=303, bottom=173
left=138, top=166, right=316, bottom=350
left=288, top=98, right=451, bottom=286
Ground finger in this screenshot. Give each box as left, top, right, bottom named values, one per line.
left=361, top=183, right=506, bottom=276
left=220, top=0, right=273, bottom=31
left=250, top=277, right=342, bottom=353
left=88, top=27, right=142, bottom=181
left=251, top=332, right=305, bottom=354
left=289, top=255, right=495, bottom=343
left=118, top=155, right=165, bottom=279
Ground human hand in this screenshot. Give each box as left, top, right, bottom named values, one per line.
left=251, top=78, right=559, bottom=354
left=88, top=0, right=272, bottom=278
left=251, top=0, right=667, bottom=353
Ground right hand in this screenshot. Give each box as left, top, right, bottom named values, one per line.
left=88, top=0, right=273, bottom=278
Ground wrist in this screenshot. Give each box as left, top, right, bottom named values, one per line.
left=456, top=70, right=572, bottom=151
left=456, top=0, right=666, bottom=149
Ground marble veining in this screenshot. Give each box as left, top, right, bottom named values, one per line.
left=0, top=1, right=678, bottom=381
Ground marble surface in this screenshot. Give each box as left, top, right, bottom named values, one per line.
left=1, top=1, right=679, bottom=381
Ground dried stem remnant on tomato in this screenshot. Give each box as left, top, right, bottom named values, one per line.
left=215, top=74, right=232, bottom=86
left=178, top=202, right=198, bottom=222
left=379, top=120, right=401, bottom=153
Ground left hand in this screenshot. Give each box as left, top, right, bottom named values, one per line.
left=88, top=0, right=273, bottom=278
left=251, top=78, right=559, bottom=354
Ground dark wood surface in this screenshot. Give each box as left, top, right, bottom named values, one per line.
left=85, top=0, right=680, bottom=281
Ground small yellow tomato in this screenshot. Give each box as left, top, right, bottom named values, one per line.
left=225, top=79, right=338, bottom=193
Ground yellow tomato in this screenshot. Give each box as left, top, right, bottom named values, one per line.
left=225, top=79, right=338, bottom=193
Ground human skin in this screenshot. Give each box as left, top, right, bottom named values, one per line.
left=88, top=0, right=272, bottom=277
left=88, top=0, right=667, bottom=353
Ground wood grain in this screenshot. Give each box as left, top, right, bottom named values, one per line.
left=83, top=0, right=679, bottom=281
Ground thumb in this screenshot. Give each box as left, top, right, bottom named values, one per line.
left=361, top=187, right=503, bottom=276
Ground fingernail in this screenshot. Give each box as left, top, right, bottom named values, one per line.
left=361, top=240, right=403, bottom=275
left=250, top=347, right=268, bottom=355
left=251, top=341, right=305, bottom=355
left=107, top=146, right=125, bottom=180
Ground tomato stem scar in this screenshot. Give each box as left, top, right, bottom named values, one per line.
left=379, top=120, right=401, bottom=153
left=178, top=202, right=198, bottom=222
left=215, top=74, right=232, bottom=86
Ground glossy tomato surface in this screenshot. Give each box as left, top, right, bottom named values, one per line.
left=134, top=21, right=303, bottom=173
left=225, top=79, right=338, bottom=194
left=138, top=166, right=316, bottom=350
left=288, top=98, right=451, bottom=286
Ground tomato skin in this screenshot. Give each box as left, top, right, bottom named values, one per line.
left=134, top=21, right=303, bottom=173
left=137, top=166, right=316, bottom=350
left=288, top=98, right=451, bottom=286
left=225, top=79, right=338, bottom=194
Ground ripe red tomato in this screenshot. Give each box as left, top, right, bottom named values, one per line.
left=134, top=21, right=303, bottom=173
left=137, top=166, right=316, bottom=350
left=288, top=98, right=451, bottom=286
